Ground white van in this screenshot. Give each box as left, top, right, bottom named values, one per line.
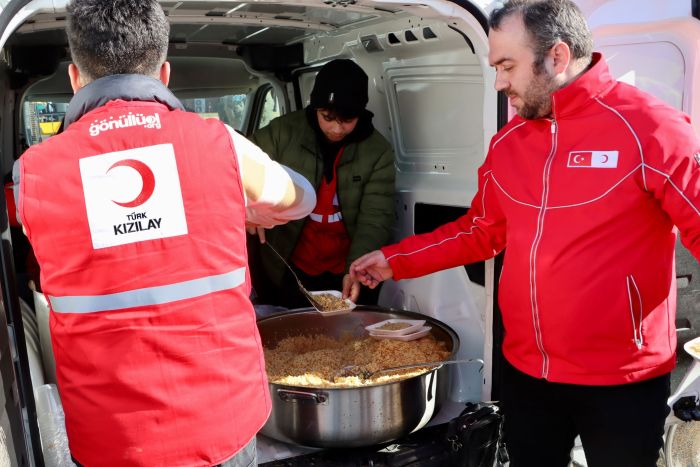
left=0, top=0, right=697, bottom=465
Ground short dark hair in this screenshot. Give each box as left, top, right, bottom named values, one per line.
left=66, top=0, right=170, bottom=81
left=489, top=0, right=593, bottom=71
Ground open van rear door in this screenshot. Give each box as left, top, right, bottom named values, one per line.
left=0, top=1, right=46, bottom=465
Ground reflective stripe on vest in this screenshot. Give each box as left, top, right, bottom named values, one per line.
left=48, top=267, right=246, bottom=313
left=309, top=212, right=343, bottom=223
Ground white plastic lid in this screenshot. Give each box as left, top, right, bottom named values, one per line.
left=364, top=319, right=426, bottom=336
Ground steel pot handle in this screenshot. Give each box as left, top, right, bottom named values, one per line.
left=427, top=370, right=436, bottom=402
left=277, top=389, right=329, bottom=405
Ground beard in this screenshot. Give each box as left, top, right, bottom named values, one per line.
left=512, top=67, right=558, bottom=120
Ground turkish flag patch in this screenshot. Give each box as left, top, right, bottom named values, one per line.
left=567, top=151, right=619, bottom=168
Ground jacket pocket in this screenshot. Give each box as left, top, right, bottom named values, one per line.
left=626, top=275, right=644, bottom=350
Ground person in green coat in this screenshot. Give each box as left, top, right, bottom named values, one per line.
left=248, top=59, right=396, bottom=308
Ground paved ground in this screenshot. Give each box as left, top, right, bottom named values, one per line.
left=672, top=242, right=700, bottom=393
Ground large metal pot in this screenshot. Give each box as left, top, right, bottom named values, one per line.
left=257, top=306, right=459, bottom=448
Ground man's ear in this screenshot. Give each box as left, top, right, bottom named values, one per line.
left=68, top=63, right=83, bottom=93
left=550, top=41, right=571, bottom=76
left=159, top=61, right=171, bottom=86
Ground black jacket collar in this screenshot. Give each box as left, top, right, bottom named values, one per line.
left=64, top=74, right=184, bottom=128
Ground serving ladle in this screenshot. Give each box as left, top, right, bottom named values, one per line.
left=265, top=242, right=325, bottom=311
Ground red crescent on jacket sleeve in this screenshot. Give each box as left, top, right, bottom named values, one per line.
left=107, top=159, right=156, bottom=208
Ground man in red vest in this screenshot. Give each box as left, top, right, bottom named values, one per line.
left=13, top=0, right=315, bottom=465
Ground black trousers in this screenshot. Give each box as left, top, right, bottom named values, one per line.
left=500, top=360, right=670, bottom=467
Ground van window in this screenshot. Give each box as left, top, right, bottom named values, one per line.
left=258, top=88, right=281, bottom=130
left=22, top=100, right=68, bottom=146
left=180, top=94, right=249, bottom=130
left=295, top=70, right=319, bottom=110
left=21, top=94, right=252, bottom=146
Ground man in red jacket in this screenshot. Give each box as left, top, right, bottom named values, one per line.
left=351, top=0, right=700, bottom=466
left=14, top=0, right=315, bottom=466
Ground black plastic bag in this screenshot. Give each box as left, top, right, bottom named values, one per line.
left=446, top=402, right=505, bottom=467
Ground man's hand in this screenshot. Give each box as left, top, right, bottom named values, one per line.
left=349, top=250, right=393, bottom=289
left=245, top=224, right=266, bottom=243
left=341, top=274, right=360, bottom=302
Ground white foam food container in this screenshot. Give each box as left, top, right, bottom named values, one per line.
left=370, top=326, right=433, bottom=341
left=684, top=336, right=700, bottom=361
left=365, top=319, right=426, bottom=336
left=308, top=290, right=356, bottom=317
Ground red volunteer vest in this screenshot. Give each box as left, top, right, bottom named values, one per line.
left=291, top=148, right=350, bottom=275
left=19, top=100, right=270, bottom=466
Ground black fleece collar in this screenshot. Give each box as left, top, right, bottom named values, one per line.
left=64, top=74, right=184, bottom=128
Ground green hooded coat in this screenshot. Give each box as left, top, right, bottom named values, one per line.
left=250, top=109, right=396, bottom=287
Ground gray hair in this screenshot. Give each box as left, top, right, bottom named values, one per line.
left=490, top=0, right=593, bottom=71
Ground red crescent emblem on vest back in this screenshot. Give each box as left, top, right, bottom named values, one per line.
left=107, top=159, right=156, bottom=208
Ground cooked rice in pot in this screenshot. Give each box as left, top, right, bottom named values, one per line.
left=264, top=333, right=450, bottom=388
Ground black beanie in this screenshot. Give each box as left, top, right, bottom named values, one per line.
left=309, top=59, right=369, bottom=118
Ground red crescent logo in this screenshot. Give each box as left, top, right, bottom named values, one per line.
left=107, top=159, right=156, bottom=208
